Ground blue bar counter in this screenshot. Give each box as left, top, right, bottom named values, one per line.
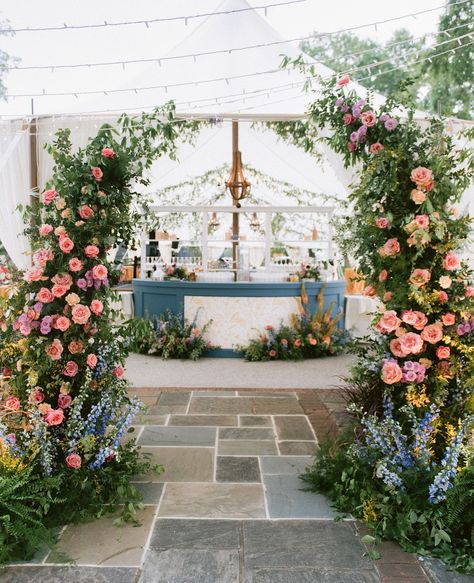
left=132, top=279, right=346, bottom=357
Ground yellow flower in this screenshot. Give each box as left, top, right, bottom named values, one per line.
left=406, top=385, right=430, bottom=408
left=362, top=498, right=378, bottom=524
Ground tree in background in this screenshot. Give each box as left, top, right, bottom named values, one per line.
left=301, top=0, right=473, bottom=119
left=0, top=20, right=16, bottom=100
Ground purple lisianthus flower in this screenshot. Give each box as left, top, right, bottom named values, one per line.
left=335, top=97, right=344, bottom=107
left=34, top=301, right=43, bottom=314
left=350, top=131, right=359, bottom=143
left=403, top=361, right=415, bottom=371
left=379, top=113, right=389, bottom=122
left=40, top=315, right=53, bottom=334
left=356, top=99, right=366, bottom=108
left=403, top=370, right=417, bottom=383
left=384, top=118, right=398, bottom=131
left=341, top=104, right=349, bottom=113
left=352, top=105, right=361, bottom=118
left=77, top=278, right=88, bottom=291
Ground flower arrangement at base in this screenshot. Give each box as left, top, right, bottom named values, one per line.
left=162, top=263, right=189, bottom=281
left=294, top=73, right=474, bottom=573
left=298, top=262, right=321, bottom=281
left=0, top=104, right=199, bottom=563
left=239, top=287, right=348, bottom=361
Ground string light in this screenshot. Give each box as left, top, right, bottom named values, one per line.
left=5, top=30, right=473, bottom=101
left=5, top=0, right=307, bottom=33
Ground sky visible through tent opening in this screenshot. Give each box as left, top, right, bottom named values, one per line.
left=0, top=0, right=443, bottom=117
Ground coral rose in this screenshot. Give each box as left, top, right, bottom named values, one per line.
left=381, top=360, right=403, bottom=384
left=390, top=338, right=406, bottom=358
left=68, top=340, right=84, bottom=354
left=59, top=237, right=74, bottom=254
left=421, top=323, right=443, bottom=344
left=78, top=205, right=94, bottom=219
left=66, top=453, right=82, bottom=469
left=343, top=113, right=353, bottom=125
left=68, top=258, right=83, bottom=272
left=415, top=215, right=429, bottom=229
left=36, top=287, right=54, bottom=304
left=51, top=284, right=67, bottom=298
left=41, top=189, right=58, bottom=205
left=441, top=313, right=456, bottom=326
left=90, top=299, right=103, bottom=315
left=465, top=285, right=474, bottom=298
left=71, top=304, right=91, bottom=325
left=112, top=366, right=124, bottom=379
left=58, top=394, right=72, bottom=409
left=91, top=166, right=103, bottom=181
left=24, top=266, right=46, bottom=283
left=63, top=361, right=79, bottom=377
left=101, top=147, right=116, bottom=158
left=369, top=142, right=384, bottom=154
left=361, top=110, right=376, bottom=127
left=337, top=74, right=350, bottom=86
left=376, top=217, right=389, bottom=229
left=86, top=353, right=98, bottom=369
left=85, top=245, right=100, bottom=258
left=52, top=273, right=73, bottom=288
left=363, top=285, right=376, bottom=297
left=436, top=346, right=450, bottom=359
left=46, top=339, right=64, bottom=360
left=381, top=238, right=400, bottom=257
left=399, top=332, right=424, bottom=355
left=410, top=189, right=426, bottom=205
left=443, top=252, right=460, bottom=271
left=45, top=408, right=64, bottom=426
left=92, top=264, right=108, bottom=280
left=54, top=316, right=71, bottom=332
left=410, top=167, right=433, bottom=187
left=5, top=396, right=20, bottom=410
left=377, top=310, right=401, bottom=333
left=29, top=389, right=44, bottom=404
left=379, top=269, right=388, bottom=282
left=409, top=269, right=430, bottom=288
left=437, top=291, right=448, bottom=303
left=39, top=224, right=53, bottom=236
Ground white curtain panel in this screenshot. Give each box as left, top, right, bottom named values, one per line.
left=0, top=121, right=31, bottom=269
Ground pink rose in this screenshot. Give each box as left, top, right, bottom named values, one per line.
left=363, top=285, right=376, bottom=297
left=86, top=353, right=97, bottom=369
left=380, top=238, right=400, bottom=257
left=443, top=252, right=460, bottom=271
left=379, top=269, right=388, bottom=282
left=41, top=189, right=59, bottom=205
left=58, top=394, right=72, bottom=409
left=112, top=366, right=124, bottom=379
left=5, top=396, right=20, bottom=410
left=46, top=339, right=64, bottom=360
left=101, top=147, right=116, bottom=158
left=90, top=299, right=103, bottom=315
left=436, top=346, right=450, bottom=359
left=52, top=273, right=73, bottom=288
left=68, top=340, right=84, bottom=354
left=377, top=310, right=401, bottom=334
left=45, top=408, right=64, bottom=426
left=33, top=248, right=54, bottom=267
left=439, top=276, right=452, bottom=289
left=369, top=142, right=384, bottom=154
left=399, top=332, right=424, bottom=355
left=53, top=316, right=71, bottom=332
left=39, top=224, right=53, bottom=236
left=69, top=258, right=83, bottom=272
left=375, top=217, right=389, bottom=229
left=66, top=453, right=82, bottom=469
left=409, top=268, right=431, bottom=288
left=59, top=237, right=74, bottom=254
left=66, top=293, right=80, bottom=306
left=390, top=338, right=406, bottom=358
left=337, top=74, right=350, bottom=86
left=421, top=323, right=443, bottom=344
left=465, top=285, right=474, bottom=298
left=383, top=292, right=393, bottom=302
left=63, top=361, right=79, bottom=377
left=24, top=266, right=46, bottom=283
left=437, top=290, right=448, bottom=303
left=347, top=142, right=357, bottom=152
left=342, top=113, right=353, bottom=125
left=78, top=205, right=94, bottom=220
left=91, top=167, right=103, bottom=181
left=415, top=215, right=429, bottom=229
left=71, top=304, right=91, bottom=325
left=361, top=110, right=376, bottom=127
left=85, top=245, right=100, bottom=258
left=381, top=361, right=403, bottom=385
left=410, top=189, right=426, bottom=205
left=442, top=313, right=456, bottom=326
left=410, top=167, right=433, bottom=188
left=29, top=389, right=44, bottom=404
left=92, top=264, right=108, bottom=280
left=51, top=284, right=67, bottom=298
left=36, top=287, right=54, bottom=304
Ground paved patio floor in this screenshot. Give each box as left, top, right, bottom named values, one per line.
left=1, top=389, right=449, bottom=582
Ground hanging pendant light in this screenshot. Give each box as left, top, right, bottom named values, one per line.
left=225, top=151, right=251, bottom=208
left=249, top=212, right=261, bottom=232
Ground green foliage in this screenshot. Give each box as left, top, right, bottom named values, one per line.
left=122, top=317, right=156, bottom=354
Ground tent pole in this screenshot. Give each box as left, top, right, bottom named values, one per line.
left=231, top=120, right=239, bottom=281
left=29, top=115, right=39, bottom=223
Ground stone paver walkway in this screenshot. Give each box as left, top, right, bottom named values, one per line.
left=0, top=389, right=443, bottom=582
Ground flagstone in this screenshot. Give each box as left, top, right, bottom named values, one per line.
left=137, top=447, right=214, bottom=482
left=249, top=568, right=379, bottom=582
left=138, top=425, right=216, bottom=446
left=0, top=567, right=140, bottom=583
left=240, top=415, right=273, bottom=427
left=218, top=439, right=278, bottom=456
left=216, top=456, right=261, bottom=482
left=131, top=482, right=164, bottom=503
left=46, top=507, right=155, bottom=566
left=168, top=414, right=238, bottom=426
left=259, top=455, right=312, bottom=475
left=274, top=415, right=315, bottom=440
left=189, top=396, right=303, bottom=415
left=134, top=414, right=168, bottom=425
left=219, top=427, right=275, bottom=440
left=159, top=483, right=266, bottom=518
left=158, top=392, right=192, bottom=405
left=263, top=474, right=337, bottom=519
left=278, top=441, right=318, bottom=455
left=150, top=519, right=240, bottom=549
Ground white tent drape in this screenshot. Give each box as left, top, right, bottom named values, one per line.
left=0, top=121, right=31, bottom=269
